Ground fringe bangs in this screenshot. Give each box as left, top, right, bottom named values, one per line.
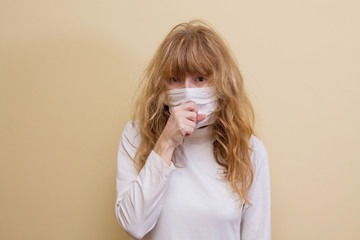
left=159, top=32, right=218, bottom=80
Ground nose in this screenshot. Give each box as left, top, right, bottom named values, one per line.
left=184, top=78, right=190, bottom=88
left=184, top=75, right=194, bottom=88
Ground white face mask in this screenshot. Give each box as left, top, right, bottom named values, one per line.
left=164, top=87, right=217, bottom=128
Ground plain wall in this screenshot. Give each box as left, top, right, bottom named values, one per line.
left=1, top=0, right=359, bottom=239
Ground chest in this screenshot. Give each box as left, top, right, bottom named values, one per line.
left=161, top=142, right=243, bottom=223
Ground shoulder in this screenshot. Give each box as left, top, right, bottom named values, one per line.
left=120, top=120, right=141, bottom=148
left=249, top=134, right=269, bottom=167
left=122, top=120, right=140, bottom=136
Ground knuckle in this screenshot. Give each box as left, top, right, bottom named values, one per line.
left=191, top=112, right=197, bottom=119
left=172, top=107, right=178, bottom=113
left=179, top=126, right=187, bottom=135
left=172, top=109, right=180, bottom=118
left=188, top=128, right=194, bottom=135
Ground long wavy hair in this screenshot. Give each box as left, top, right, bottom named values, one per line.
left=132, top=20, right=257, bottom=207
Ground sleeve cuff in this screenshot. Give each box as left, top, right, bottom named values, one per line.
left=148, top=150, right=176, bottom=171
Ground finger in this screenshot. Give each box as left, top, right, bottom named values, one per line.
left=179, top=101, right=198, bottom=113
left=196, top=114, right=206, bottom=122
left=171, top=108, right=196, bottom=123
left=179, top=125, right=190, bottom=136
left=184, top=119, right=196, bottom=129
left=183, top=111, right=197, bottom=122
left=180, top=120, right=196, bottom=136
left=184, top=125, right=195, bottom=136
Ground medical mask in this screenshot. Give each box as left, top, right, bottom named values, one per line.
left=164, top=87, right=217, bottom=128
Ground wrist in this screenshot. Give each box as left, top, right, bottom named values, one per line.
left=154, top=136, right=176, bottom=166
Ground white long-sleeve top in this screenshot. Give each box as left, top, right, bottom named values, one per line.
left=115, top=121, right=271, bottom=240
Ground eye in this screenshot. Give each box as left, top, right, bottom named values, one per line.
left=197, top=76, right=206, bottom=82
left=170, top=77, right=180, bottom=83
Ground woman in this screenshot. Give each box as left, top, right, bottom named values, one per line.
left=115, top=20, right=271, bottom=240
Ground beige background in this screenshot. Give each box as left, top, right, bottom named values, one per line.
left=1, top=0, right=359, bottom=239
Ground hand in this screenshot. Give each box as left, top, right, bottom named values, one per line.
left=153, top=101, right=206, bottom=165
left=162, top=101, right=206, bottom=147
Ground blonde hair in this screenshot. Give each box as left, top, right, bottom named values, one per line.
left=132, top=20, right=256, bottom=207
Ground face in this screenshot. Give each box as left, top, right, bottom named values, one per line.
left=166, top=73, right=209, bottom=90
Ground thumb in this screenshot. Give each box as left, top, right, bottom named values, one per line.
left=196, top=114, right=206, bottom=122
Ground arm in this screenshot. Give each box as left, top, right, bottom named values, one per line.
left=240, top=140, right=271, bottom=240
left=115, top=122, right=176, bottom=239
left=115, top=102, right=204, bottom=239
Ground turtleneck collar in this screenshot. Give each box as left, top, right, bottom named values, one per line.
left=183, top=124, right=214, bottom=144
